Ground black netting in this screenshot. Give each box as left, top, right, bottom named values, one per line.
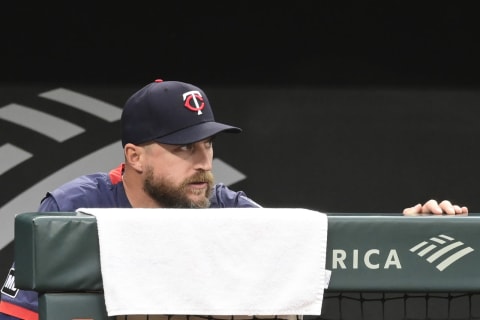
left=114, top=294, right=480, bottom=320
left=310, top=291, right=480, bottom=320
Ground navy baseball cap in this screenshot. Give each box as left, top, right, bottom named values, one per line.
left=121, top=79, right=242, bottom=146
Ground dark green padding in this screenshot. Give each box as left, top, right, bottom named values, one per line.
left=325, top=214, right=480, bottom=292
left=15, top=212, right=103, bottom=291
left=39, top=292, right=113, bottom=320
left=14, top=211, right=480, bottom=292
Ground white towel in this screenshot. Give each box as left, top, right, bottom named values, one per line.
left=77, top=208, right=330, bottom=317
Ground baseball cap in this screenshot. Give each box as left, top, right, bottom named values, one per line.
left=121, top=79, right=242, bottom=146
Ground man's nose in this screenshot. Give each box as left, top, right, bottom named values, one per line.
left=194, top=146, right=213, bottom=171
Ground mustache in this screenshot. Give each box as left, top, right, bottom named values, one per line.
left=183, top=171, right=214, bottom=185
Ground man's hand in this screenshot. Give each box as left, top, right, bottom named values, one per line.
left=403, top=199, right=468, bottom=216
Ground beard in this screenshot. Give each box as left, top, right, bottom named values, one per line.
left=143, top=167, right=214, bottom=208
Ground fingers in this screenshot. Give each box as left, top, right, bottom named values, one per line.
left=437, top=200, right=469, bottom=215
left=438, top=200, right=455, bottom=215
left=453, top=204, right=469, bottom=214
left=403, top=203, right=422, bottom=216
left=422, top=199, right=443, bottom=215
left=403, top=199, right=468, bottom=216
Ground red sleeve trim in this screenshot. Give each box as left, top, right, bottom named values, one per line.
left=0, top=300, right=38, bottom=320
left=109, top=163, right=125, bottom=185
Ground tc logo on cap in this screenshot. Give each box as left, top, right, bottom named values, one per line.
left=183, top=90, right=205, bottom=115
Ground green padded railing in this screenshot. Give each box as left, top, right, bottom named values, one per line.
left=15, top=211, right=480, bottom=293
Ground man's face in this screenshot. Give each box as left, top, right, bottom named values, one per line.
left=141, top=138, right=215, bottom=208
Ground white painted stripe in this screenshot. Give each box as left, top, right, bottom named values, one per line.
left=0, top=140, right=124, bottom=250
left=439, top=234, right=454, bottom=241
left=0, top=143, right=32, bottom=175
left=426, top=241, right=463, bottom=262
left=409, top=241, right=428, bottom=252
left=436, top=247, right=474, bottom=271
left=0, top=103, right=84, bottom=142
left=418, top=244, right=437, bottom=256
left=39, top=88, right=122, bottom=122
left=430, top=237, right=446, bottom=244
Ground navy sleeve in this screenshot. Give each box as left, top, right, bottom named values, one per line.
left=0, top=314, right=21, bottom=320
left=38, top=193, right=61, bottom=211
left=210, top=183, right=262, bottom=208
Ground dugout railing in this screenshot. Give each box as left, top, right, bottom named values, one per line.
left=12, top=211, right=480, bottom=320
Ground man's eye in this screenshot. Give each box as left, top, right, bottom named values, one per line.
left=179, top=144, right=193, bottom=151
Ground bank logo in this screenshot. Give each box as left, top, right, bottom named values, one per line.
left=1, top=267, right=18, bottom=298
left=409, top=234, right=474, bottom=271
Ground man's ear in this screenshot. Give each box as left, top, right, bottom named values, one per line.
left=124, top=143, right=144, bottom=173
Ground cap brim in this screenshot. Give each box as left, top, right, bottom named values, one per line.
left=154, top=121, right=242, bottom=145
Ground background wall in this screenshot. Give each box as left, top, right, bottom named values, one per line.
left=1, top=3, right=480, bottom=289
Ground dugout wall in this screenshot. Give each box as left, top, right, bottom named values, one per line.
left=13, top=212, right=480, bottom=320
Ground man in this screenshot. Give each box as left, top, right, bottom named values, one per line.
left=0, top=79, right=467, bottom=320
left=0, top=79, right=261, bottom=320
